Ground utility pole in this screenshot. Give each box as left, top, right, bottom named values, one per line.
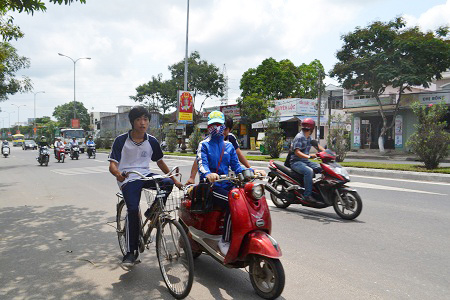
left=316, top=70, right=322, bottom=140
left=221, top=64, right=229, bottom=106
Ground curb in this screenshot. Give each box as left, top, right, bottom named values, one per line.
left=164, top=155, right=450, bottom=183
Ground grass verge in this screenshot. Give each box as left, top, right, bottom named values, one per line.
left=164, top=152, right=450, bottom=174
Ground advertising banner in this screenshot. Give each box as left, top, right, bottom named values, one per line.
left=344, top=96, right=392, bottom=108
left=395, top=115, right=403, bottom=148
left=353, top=117, right=361, bottom=147
left=220, top=104, right=241, bottom=120
left=271, top=98, right=325, bottom=116
left=71, top=118, right=80, bottom=129
left=178, top=91, right=194, bottom=124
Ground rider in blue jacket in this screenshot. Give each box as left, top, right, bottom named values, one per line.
left=197, top=111, right=245, bottom=255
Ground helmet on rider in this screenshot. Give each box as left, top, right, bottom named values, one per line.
left=41, top=136, right=45, bottom=139
left=301, top=118, right=315, bottom=131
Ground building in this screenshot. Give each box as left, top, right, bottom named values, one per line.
left=99, top=106, right=161, bottom=137
left=346, top=72, right=450, bottom=151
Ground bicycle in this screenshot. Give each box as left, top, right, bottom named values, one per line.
left=115, top=168, right=194, bottom=299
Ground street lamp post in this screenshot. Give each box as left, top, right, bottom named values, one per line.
left=33, top=91, right=45, bottom=137
left=10, top=104, right=26, bottom=133
left=2, top=111, right=14, bottom=129
left=58, top=53, right=91, bottom=125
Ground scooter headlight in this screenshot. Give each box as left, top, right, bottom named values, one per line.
left=252, top=184, right=264, bottom=200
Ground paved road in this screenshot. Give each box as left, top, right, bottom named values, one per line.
left=1, top=147, right=449, bottom=299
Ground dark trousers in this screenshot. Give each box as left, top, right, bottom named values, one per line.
left=211, top=185, right=232, bottom=241
left=121, top=174, right=174, bottom=253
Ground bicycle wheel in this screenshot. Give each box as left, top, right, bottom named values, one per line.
left=156, top=218, right=194, bottom=299
left=116, top=200, right=128, bottom=256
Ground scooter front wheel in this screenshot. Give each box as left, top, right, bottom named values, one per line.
left=249, top=255, right=285, bottom=299
left=333, top=190, right=362, bottom=220
left=269, top=180, right=291, bottom=209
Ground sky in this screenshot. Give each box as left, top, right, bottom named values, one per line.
left=1, top=0, right=449, bottom=127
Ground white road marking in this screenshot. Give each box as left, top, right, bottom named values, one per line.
left=351, top=174, right=450, bottom=186
left=94, top=159, right=105, bottom=162
left=51, top=166, right=108, bottom=176
left=348, top=182, right=447, bottom=195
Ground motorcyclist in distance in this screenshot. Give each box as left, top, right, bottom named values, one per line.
left=2, top=140, right=8, bottom=152
left=54, top=137, right=64, bottom=157
left=290, top=118, right=325, bottom=204
left=69, top=137, right=79, bottom=156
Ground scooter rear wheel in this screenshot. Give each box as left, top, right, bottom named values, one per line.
left=249, top=255, right=285, bottom=299
left=116, top=200, right=128, bottom=256
left=269, top=180, right=291, bottom=208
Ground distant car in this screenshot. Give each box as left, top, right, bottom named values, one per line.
left=23, top=140, right=37, bottom=150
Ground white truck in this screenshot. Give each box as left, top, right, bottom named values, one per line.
left=60, top=128, right=86, bottom=153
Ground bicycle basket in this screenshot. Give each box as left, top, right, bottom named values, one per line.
left=143, top=187, right=183, bottom=219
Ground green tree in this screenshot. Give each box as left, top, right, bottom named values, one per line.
left=237, top=93, right=273, bottom=126
left=330, top=17, right=450, bottom=153
left=166, top=129, right=178, bottom=153
left=188, top=125, right=203, bottom=154
left=0, top=0, right=85, bottom=15
left=406, top=102, right=450, bottom=169
left=130, top=74, right=177, bottom=114
left=53, top=101, right=90, bottom=130
left=263, top=114, right=284, bottom=158
left=0, top=0, right=87, bottom=101
left=169, top=51, right=225, bottom=114
left=240, top=58, right=324, bottom=100
left=326, top=114, right=350, bottom=162
left=0, top=42, right=32, bottom=101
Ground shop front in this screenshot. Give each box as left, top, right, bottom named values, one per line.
left=348, top=91, right=450, bottom=151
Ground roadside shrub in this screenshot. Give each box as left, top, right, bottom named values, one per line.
left=94, top=137, right=104, bottom=149
left=407, top=102, right=450, bottom=169
left=327, top=114, right=350, bottom=162
left=188, top=126, right=203, bottom=154
left=263, top=115, right=284, bottom=158
left=166, top=129, right=178, bottom=152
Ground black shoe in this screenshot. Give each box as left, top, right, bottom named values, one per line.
left=304, top=195, right=320, bottom=204
left=122, top=252, right=137, bottom=266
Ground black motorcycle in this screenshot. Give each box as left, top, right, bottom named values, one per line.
left=86, top=144, right=96, bottom=159
left=37, top=146, right=50, bottom=166
left=70, top=145, right=80, bottom=160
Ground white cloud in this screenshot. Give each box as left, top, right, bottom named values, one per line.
left=404, top=0, right=450, bottom=30
left=1, top=0, right=449, bottom=124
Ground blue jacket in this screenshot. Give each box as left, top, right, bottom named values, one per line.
left=197, top=135, right=244, bottom=189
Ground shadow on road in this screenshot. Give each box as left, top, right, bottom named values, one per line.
left=0, top=205, right=177, bottom=299
left=271, top=206, right=365, bottom=225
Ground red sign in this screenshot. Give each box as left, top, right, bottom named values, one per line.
left=33, top=127, right=37, bottom=134
left=71, top=118, right=80, bottom=128
left=178, top=91, right=194, bottom=124
left=220, top=104, right=241, bottom=120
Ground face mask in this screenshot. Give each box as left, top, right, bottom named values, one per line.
left=208, top=124, right=225, bottom=136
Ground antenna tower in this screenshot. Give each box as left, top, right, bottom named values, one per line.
left=221, top=64, right=229, bottom=106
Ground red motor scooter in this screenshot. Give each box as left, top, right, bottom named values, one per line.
left=179, top=169, right=285, bottom=299
left=266, top=149, right=362, bottom=220
left=56, top=145, right=65, bottom=163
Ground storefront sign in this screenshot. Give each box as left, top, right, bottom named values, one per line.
left=419, top=92, right=450, bottom=105
left=395, top=115, right=403, bottom=148
left=250, top=137, right=256, bottom=150
left=220, top=104, right=241, bottom=120
left=353, top=117, right=361, bottom=147
left=178, top=91, right=194, bottom=124
left=272, top=98, right=325, bottom=116
left=240, top=124, right=247, bottom=135
left=345, top=96, right=392, bottom=108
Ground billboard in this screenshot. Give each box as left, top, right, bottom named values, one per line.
left=220, top=104, right=241, bottom=120
left=178, top=91, right=194, bottom=124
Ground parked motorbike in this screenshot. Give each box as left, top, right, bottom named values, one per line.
left=2, top=144, right=10, bottom=158
left=179, top=170, right=285, bottom=299
left=56, top=145, right=65, bottom=163
left=86, top=144, right=96, bottom=159
left=70, top=145, right=80, bottom=160
left=37, top=146, right=50, bottom=166
left=266, top=149, right=362, bottom=220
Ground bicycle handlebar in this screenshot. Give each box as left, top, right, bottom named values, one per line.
left=122, top=166, right=180, bottom=181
